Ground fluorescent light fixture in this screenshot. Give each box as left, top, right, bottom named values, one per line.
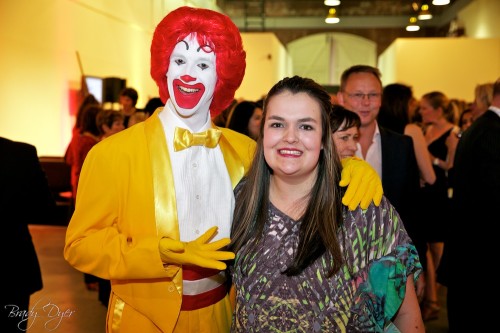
left=406, top=17, right=420, bottom=32
left=325, top=8, right=340, bottom=24
left=324, top=0, right=341, bottom=6
left=418, top=4, right=433, bottom=20
left=432, top=0, right=450, bottom=5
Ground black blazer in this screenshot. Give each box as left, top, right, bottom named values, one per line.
left=0, top=137, right=56, bottom=296
left=438, top=110, right=500, bottom=284
left=379, top=126, right=420, bottom=215
left=378, top=126, right=423, bottom=266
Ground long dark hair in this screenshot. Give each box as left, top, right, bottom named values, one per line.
left=378, top=83, right=413, bottom=134
left=229, top=76, right=345, bottom=277
left=80, top=104, right=101, bottom=137
left=330, top=104, right=361, bottom=133
left=75, top=94, right=99, bottom=131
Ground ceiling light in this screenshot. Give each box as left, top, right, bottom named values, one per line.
left=324, top=0, right=341, bottom=6
left=432, top=0, right=450, bottom=5
left=417, top=4, right=433, bottom=20
left=325, top=8, right=340, bottom=24
left=406, top=17, right=420, bottom=32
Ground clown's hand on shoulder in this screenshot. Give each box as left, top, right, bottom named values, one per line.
left=340, top=157, right=383, bottom=211
left=159, top=226, right=235, bottom=271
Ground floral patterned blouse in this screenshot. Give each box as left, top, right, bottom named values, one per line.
left=230, top=197, right=421, bottom=332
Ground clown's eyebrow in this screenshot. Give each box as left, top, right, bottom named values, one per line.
left=176, top=40, right=189, bottom=50
left=197, top=44, right=214, bottom=53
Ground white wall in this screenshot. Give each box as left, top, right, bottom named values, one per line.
left=378, top=38, right=500, bottom=101
left=288, top=33, right=377, bottom=87
left=378, top=0, right=500, bottom=101
left=0, top=1, right=163, bottom=155
left=239, top=33, right=291, bottom=101
left=459, top=0, right=500, bottom=39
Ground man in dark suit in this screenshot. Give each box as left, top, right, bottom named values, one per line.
left=437, top=78, right=500, bottom=332
left=336, top=65, right=423, bottom=298
left=0, top=137, right=56, bottom=331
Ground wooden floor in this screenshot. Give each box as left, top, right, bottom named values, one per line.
left=27, top=225, right=107, bottom=333
left=27, top=224, right=449, bottom=332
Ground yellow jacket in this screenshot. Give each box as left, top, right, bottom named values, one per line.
left=64, top=110, right=256, bottom=332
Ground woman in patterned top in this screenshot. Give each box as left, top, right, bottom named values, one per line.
left=228, top=76, right=424, bottom=332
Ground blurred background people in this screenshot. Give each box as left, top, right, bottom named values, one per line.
left=142, top=96, right=164, bottom=118
left=470, top=82, right=493, bottom=121
left=72, top=94, right=100, bottom=135
left=458, top=108, right=473, bottom=133
left=127, top=111, right=148, bottom=127
left=65, top=94, right=100, bottom=159
left=0, top=137, right=56, bottom=331
left=119, top=87, right=143, bottom=128
left=96, top=109, right=125, bottom=139
left=66, top=104, right=102, bottom=200
left=226, top=100, right=263, bottom=141
left=212, top=98, right=237, bottom=127
left=379, top=83, right=436, bottom=186
left=449, top=98, right=468, bottom=122
left=418, top=90, right=459, bottom=321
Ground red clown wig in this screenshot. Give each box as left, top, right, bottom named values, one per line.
left=150, top=6, right=246, bottom=116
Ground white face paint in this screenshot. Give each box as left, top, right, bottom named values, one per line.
left=167, top=33, right=217, bottom=128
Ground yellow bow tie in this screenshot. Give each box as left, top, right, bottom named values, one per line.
left=173, top=127, right=222, bottom=152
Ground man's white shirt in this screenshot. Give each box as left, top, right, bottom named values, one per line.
left=158, top=103, right=233, bottom=242
left=489, top=105, right=500, bottom=118
left=355, top=121, right=383, bottom=180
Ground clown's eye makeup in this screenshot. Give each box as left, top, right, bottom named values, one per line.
left=198, top=63, right=209, bottom=70
left=174, top=58, right=185, bottom=66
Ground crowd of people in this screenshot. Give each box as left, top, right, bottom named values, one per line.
left=3, top=4, right=498, bottom=333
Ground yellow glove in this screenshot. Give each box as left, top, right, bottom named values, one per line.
left=159, top=226, right=235, bottom=270
left=340, top=157, right=383, bottom=211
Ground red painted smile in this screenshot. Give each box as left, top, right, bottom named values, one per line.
left=173, top=78, right=206, bottom=109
